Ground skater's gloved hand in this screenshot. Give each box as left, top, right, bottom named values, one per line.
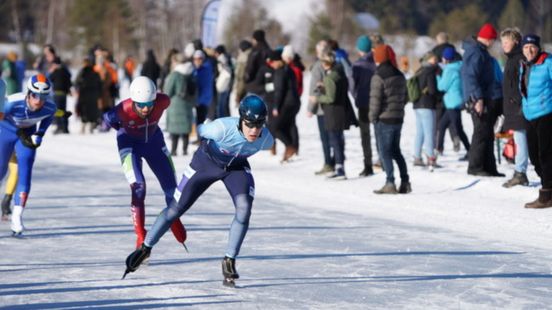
left=32, top=132, right=44, bottom=147
left=16, top=129, right=38, bottom=149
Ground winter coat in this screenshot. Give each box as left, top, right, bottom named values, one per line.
left=75, top=65, right=102, bottom=123
left=273, top=65, right=300, bottom=112
left=520, top=52, right=552, bottom=121
left=195, top=60, right=214, bottom=107
left=413, top=64, right=438, bottom=109
left=437, top=61, right=464, bottom=110
left=352, top=52, right=377, bottom=109
left=288, top=59, right=304, bottom=96
left=1, top=59, right=17, bottom=95
left=369, top=61, right=407, bottom=124
left=307, top=60, right=326, bottom=115
left=140, top=51, right=161, bottom=86
left=460, top=37, right=499, bottom=102
left=233, top=48, right=251, bottom=101
left=164, top=63, right=195, bottom=134
left=317, top=65, right=358, bottom=131
left=244, top=41, right=271, bottom=93
left=502, top=45, right=527, bottom=130
left=49, top=65, right=72, bottom=94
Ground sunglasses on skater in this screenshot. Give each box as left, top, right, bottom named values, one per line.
left=134, top=101, right=154, bottom=108
left=29, top=92, right=48, bottom=101
left=243, top=119, right=265, bottom=129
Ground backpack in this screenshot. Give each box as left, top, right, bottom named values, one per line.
left=406, top=74, right=421, bottom=103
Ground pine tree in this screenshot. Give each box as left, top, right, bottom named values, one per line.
left=498, top=0, right=525, bottom=31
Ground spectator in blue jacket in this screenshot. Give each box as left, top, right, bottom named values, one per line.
left=436, top=47, right=470, bottom=157
left=519, top=34, right=552, bottom=209
left=352, top=35, right=377, bottom=177
left=461, top=23, right=504, bottom=177
left=192, top=50, right=214, bottom=127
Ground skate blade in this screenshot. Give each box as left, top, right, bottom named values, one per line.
left=182, top=243, right=189, bottom=253
left=11, top=231, right=24, bottom=238
left=222, top=278, right=236, bottom=288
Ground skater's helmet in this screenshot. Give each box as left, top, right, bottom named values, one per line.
left=238, top=94, right=267, bottom=126
left=130, top=76, right=157, bottom=104
left=27, top=74, right=52, bottom=97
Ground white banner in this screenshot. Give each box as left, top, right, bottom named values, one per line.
left=201, top=0, right=222, bottom=48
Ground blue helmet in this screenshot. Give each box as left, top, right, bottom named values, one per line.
left=239, top=94, right=267, bottom=123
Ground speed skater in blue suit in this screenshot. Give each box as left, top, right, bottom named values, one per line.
left=123, top=94, right=274, bottom=285
left=0, top=74, right=56, bottom=235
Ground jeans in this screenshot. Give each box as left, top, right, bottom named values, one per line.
left=317, top=115, right=334, bottom=166
left=327, top=130, right=345, bottom=166
left=414, top=109, right=435, bottom=158
left=358, top=106, right=373, bottom=168
left=513, top=129, right=528, bottom=173
left=375, top=122, right=409, bottom=184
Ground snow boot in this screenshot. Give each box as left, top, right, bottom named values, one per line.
left=122, top=243, right=151, bottom=279
left=413, top=157, right=425, bottom=167
left=359, top=165, right=374, bottom=177
left=524, top=189, right=552, bottom=209
left=327, top=165, right=347, bottom=180
left=374, top=182, right=398, bottom=194
left=502, top=171, right=529, bottom=188
left=315, top=164, right=334, bottom=176
left=398, top=181, right=412, bottom=194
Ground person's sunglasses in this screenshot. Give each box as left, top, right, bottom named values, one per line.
left=29, top=92, right=48, bottom=101
left=244, top=120, right=265, bottom=129
left=134, top=101, right=154, bottom=108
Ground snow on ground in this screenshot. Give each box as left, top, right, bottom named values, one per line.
left=1, top=76, right=552, bottom=309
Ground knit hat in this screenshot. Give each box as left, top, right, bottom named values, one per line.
left=282, top=45, right=294, bottom=60
left=193, top=50, right=205, bottom=59
left=442, top=47, right=455, bottom=61
left=373, top=45, right=389, bottom=64
left=267, top=49, right=282, bottom=62
left=252, top=29, right=265, bottom=42
left=356, top=35, right=372, bottom=53
left=521, top=34, right=541, bottom=49
left=478, top=23, right=497, bottom=40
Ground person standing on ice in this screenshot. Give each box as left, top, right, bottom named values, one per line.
left=122, top=94, right=274, bottom=287
left=103, top=76, right=188, bottom=249
left=0, top=74, right=57, bottom=236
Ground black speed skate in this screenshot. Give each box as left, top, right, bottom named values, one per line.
left=222, top=256, right=239, bottom=287
left=122, top=243, right=151, bottom=279
left=1, top=194, right=12, bottom=221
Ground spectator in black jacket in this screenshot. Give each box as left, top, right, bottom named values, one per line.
left=244, top=29, right=271, bottom=95
left=269, top=50, right=301, bottom=162
left=141, top=49, right=161, bottom=87
left=500, top=28, right=529, bottom=188
left=49, top=56, right=72, bottom=134
left=369, top=45, right=411, bottom=194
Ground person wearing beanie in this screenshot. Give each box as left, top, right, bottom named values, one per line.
left=352, top=35, right=377, bottom=177
left=369, top=44, right=411, bottom=194
left=244, top=29, right=271, bottom=96
left=432, top=31, right=461, bottom=64
left=442, top=47, right=455, bottom=61
left=356, top=35, right=372, bottom=53
left=315, top=50, right=358, bottom=180
left=500, top=28, right=530, bottom=189
left=460, top=23, right=504, bottom=177
left=252, top=29, right=265, bottom=42
left=519, top=33, right=552, bottom=208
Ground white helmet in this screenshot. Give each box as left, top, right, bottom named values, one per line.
left=27, top=74, right=52, bottom=95
left=130, top=76, right=157, bottom=103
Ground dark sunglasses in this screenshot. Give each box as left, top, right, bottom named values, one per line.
left=244, top=120, right=265, bottom=129
left=134, top=101, right=154, bottom=108
left=29, top=92, right=48, bottom=100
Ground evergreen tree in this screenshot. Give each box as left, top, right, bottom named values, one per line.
left=498, top=0, right=525, bottom=31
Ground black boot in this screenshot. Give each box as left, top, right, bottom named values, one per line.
left=359, top=165, right=374, bottom=177
left=1, top=194, right=12, bottom=217
left=222, top=256, right=239, bottom=279
left=398, top=181, right=412, bottom=194
left=123, top=243, right=151, bottom=278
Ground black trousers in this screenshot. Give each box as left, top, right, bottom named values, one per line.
left=468, top=99, right=501, bottom=174
left=358, top=106, right=373, bottom=168
left=527, top=113, right=552, bottom=189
